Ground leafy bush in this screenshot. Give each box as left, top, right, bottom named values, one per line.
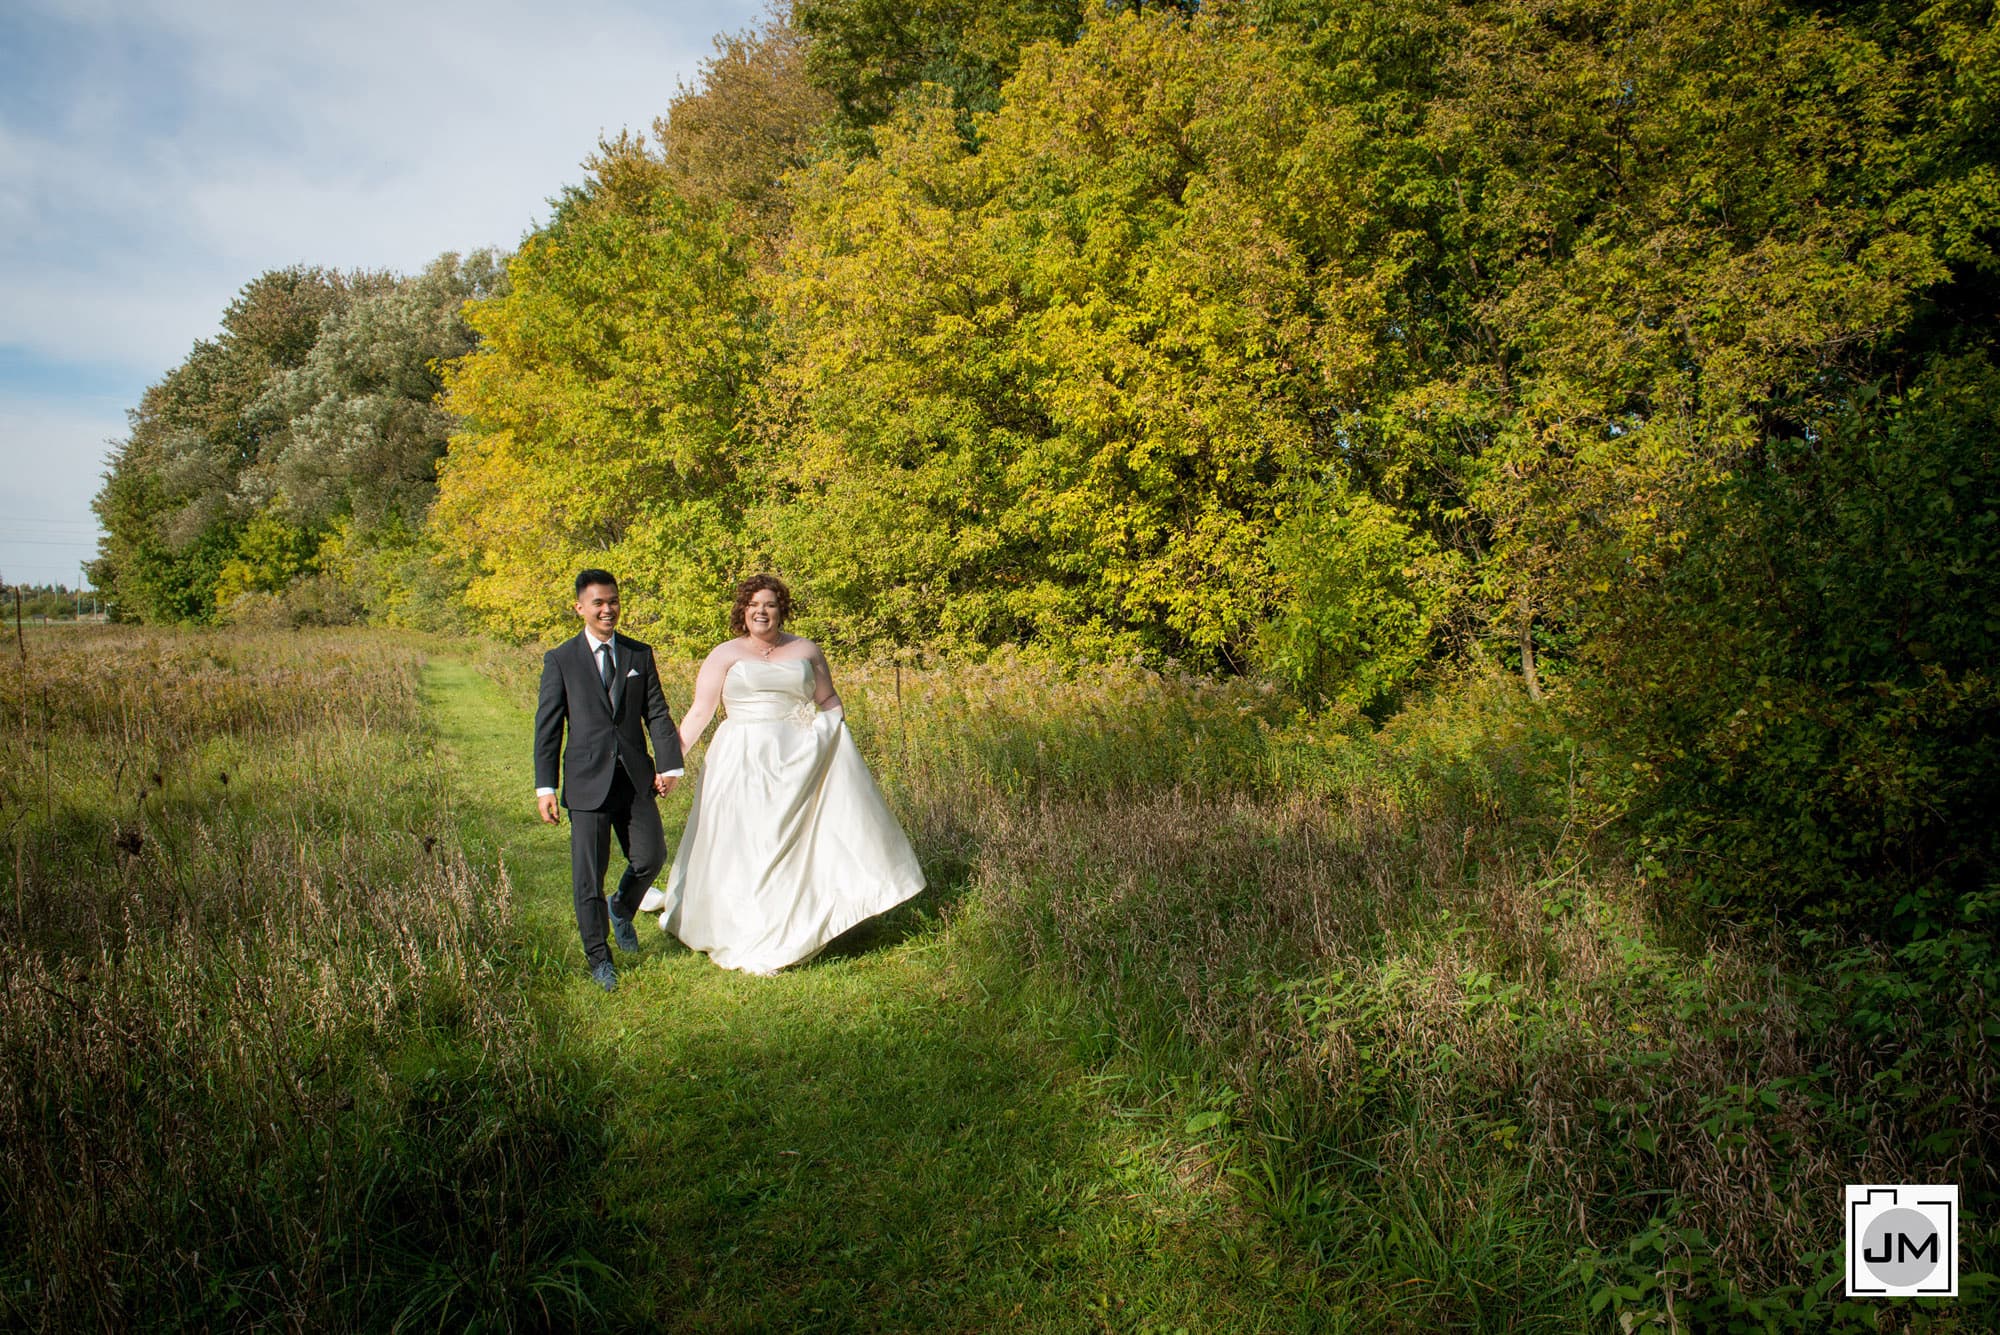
left=1579, top=353, right=2000, bottom=933
left=1261, top=482, right=1462, bottom=715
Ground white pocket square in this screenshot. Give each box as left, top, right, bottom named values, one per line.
left=625, top=667, right=640, bottom=676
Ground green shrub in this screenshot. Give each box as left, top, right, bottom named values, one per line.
left=1577, top=353, right=2000, bottom=935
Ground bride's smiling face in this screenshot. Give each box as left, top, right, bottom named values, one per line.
left=744, top=590, right=784, bottom=637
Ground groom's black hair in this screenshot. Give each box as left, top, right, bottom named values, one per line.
left=575, top=568, right=618, bottom=596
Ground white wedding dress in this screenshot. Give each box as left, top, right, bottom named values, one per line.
left=648, top=657, right=925, bottom=974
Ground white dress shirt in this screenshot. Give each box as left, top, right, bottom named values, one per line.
left=536, top=628, right=684, bottom=795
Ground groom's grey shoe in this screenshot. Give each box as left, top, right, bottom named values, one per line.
left=610, top=906, right=641, bottom=953
left=590, top=960, right=618, bottom=993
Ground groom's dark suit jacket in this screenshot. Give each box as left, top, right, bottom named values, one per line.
left=534, top=632, right=684, bottom=811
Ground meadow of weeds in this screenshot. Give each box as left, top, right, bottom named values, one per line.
left=0, top=627, right=608, bottom=1329
left=4, top=627, right=1990, bottom=1331
left=835, top=654, right=1994, bottom=1330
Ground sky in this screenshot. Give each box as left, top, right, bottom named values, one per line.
left=0, top=0, right=763, bottom=590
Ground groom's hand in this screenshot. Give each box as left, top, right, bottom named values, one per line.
left=538, top=793, right=562, bottom=824
left=654, top=773, right=678, bottom=796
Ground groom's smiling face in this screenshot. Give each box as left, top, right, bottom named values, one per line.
left=576, top=582, right=620, bottom=638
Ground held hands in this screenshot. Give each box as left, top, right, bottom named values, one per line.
left=539, top=779, right=672, bottom=820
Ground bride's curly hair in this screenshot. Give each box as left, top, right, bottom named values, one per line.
left=730, top=574, right=793, bottom=636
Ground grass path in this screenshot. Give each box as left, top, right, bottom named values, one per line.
left=420, top=656, right=1284, bottom=1332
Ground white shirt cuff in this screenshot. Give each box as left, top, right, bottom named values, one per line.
left=535, top=787, right=555, bottom=796
left=660, top=768, right=684, bottom=777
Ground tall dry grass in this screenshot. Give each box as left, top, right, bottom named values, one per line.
left=456, top=636, right=1995, bottom=1327
left=932, top=675, right=1993, bottom=1328
left=0, top=627, right=604, bottom=1330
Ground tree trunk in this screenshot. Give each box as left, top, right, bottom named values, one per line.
left=1519, top=596, right=1543, bottom=701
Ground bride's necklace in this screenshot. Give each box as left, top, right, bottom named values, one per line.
left=752, top=634, right=783, bottom=658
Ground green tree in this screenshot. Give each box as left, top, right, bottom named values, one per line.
left=767, top=11, right=1376, bottom=663
left=793, top=0, right=1090, bottom=143
left=654, top=16, right=837, bottom=254
left=251, top=252, right=504, bottom=533
left=92, top=267, right=360, bottom=623
left=230, top=252, right=507, bottom=624
left=433, top=143, right=763, bottom=647
left=211, top=505, right=318, bottom=609
left=1262, top=482, right=1460, bottom=713
left=1245, top=0, right=2000, bottom=924
left=1595, top=360, right=2000, bottom=926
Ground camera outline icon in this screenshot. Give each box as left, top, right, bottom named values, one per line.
left=1846, top=1184, right=1959, bottom=1298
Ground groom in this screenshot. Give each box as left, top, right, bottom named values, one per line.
left=534, top=569, right=684, bottom=992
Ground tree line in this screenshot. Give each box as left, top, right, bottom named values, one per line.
left=93, top=0, right=1998, bottom=934
left=0, top=584, right=101, bottom=621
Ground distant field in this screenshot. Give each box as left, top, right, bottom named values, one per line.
left=1, top=628, right=1986, bottom=1331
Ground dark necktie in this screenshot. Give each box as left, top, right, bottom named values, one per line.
left=598, top=643, right=613, bottom=694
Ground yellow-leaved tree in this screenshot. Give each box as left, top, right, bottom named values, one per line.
left=763, top=10, right=1385, bottom=667
left=432, top=140, right=764, bottom=647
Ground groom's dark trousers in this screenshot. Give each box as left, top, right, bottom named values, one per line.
left=567, top=770, right=663, bottom=966
left=535, top=631, right=685, bottom=967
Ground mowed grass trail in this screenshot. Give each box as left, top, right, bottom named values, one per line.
left=421, top=656, right=1280, bottom=1332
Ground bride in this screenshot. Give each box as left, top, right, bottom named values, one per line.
left=642, top=575, right=925, bottom=973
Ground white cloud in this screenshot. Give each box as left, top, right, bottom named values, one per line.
left=0, top=0, right=766, bottom=570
